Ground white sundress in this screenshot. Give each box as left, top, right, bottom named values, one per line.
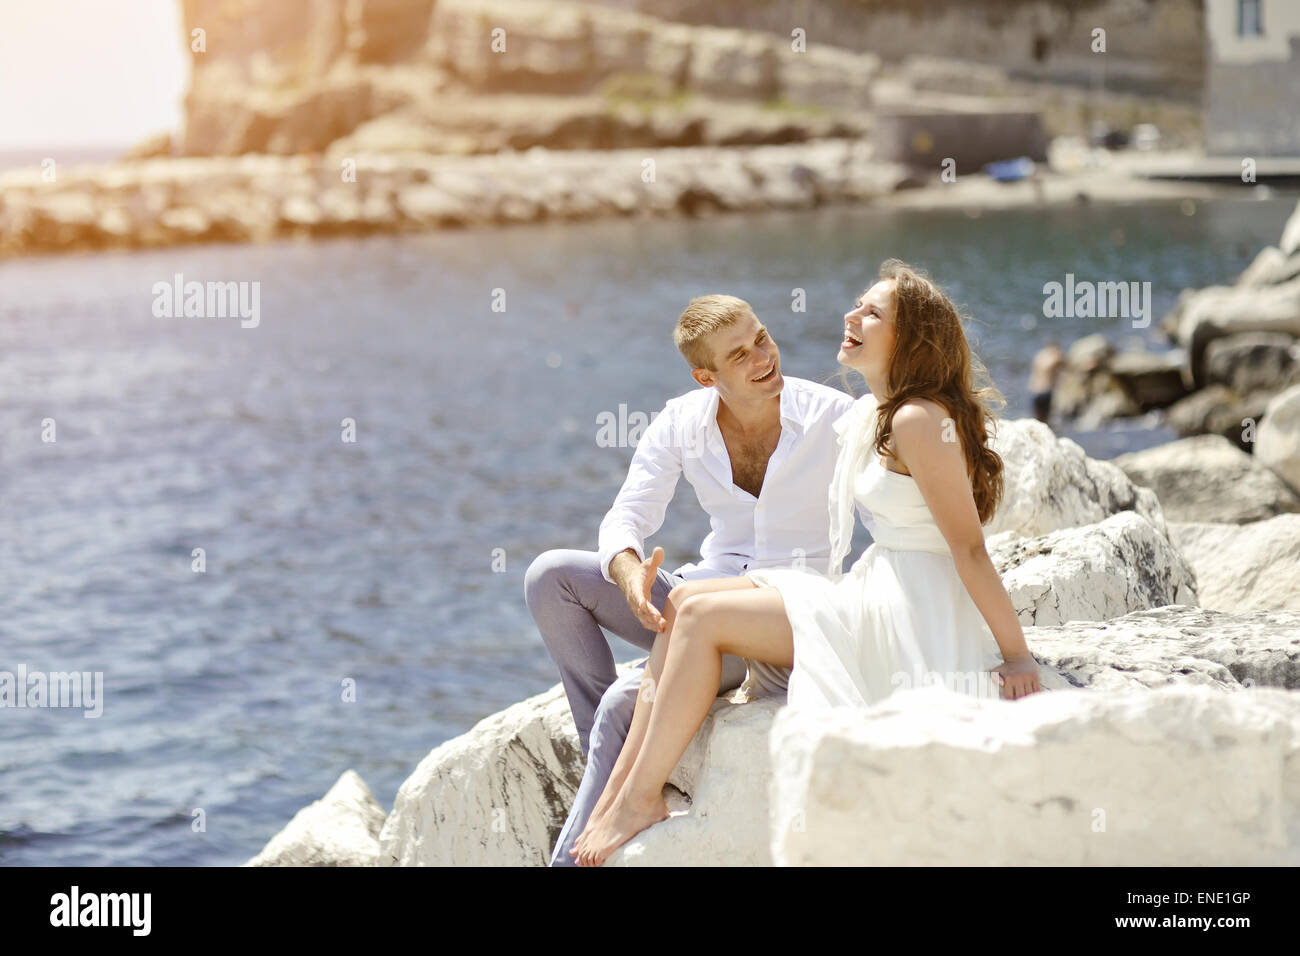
left=740, top=393, right=1004, bottom=706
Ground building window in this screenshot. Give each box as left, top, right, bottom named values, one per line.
left=1237, top=0, right=1264, bottom=37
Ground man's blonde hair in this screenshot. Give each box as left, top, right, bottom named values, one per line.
left=673, top=294, right=755, bottom=370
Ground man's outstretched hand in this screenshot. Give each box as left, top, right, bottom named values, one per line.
left=612, top=547, right=667, bottom=634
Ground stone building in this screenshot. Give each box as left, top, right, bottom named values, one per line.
left=1204, top=0, right=1300, bottom=155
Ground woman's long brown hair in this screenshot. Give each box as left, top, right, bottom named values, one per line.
left=871, top=259, right=1006, bottom=524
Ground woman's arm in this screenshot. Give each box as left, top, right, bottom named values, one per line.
left=890, top=400, right=1041, bottom=699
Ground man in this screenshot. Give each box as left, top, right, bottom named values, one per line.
left=1028, top=341, right=1065, bottom=425
left=524, top=293, right=858, bottom=866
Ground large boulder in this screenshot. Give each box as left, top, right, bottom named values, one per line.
left=985, top=418, right=1165, bottom=539
left=989, top=512, right=1197, bottom=626
left=1257, top=383, right=1300, bottom=493
left=1170, top=515, right=1300, bottom=612
left=246, top=770, right=387, bottom=866
left=1284, top=196, right=1300, bottom=257
left=771, top=682, right=1300, bottom=865
left=1236, top=244, right=1300, bottom=288
left=1024, top=606, right=1300, bottom=690
left=1162, top=382, right=1269, bottom=449
left=377, top=680, right=585, bottom=866
left=1051, top=338, right=1188, bottom=425
left=1107, top=349, right=1189, bottom=410
left=1203, top=331, right=1298, bottom=397
left=1113, top=433, right=1300, bottom=523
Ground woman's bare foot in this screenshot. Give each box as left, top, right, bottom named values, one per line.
left=569, top=759, right=637, bottom=858
left=570, top=796, right=614, bottom=859
left=575, top=791, right=670, bottom=866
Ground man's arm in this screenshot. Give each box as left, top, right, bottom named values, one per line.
left=596, top=408, right=685, bottom=625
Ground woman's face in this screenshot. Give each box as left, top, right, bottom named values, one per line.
left=839, top=278, right=896, bottom=378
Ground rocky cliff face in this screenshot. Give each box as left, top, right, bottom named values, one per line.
left=178, top=0, right=881, bottom=156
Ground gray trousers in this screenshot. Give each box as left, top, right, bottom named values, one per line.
left=523, top=549, right=747, bottom=867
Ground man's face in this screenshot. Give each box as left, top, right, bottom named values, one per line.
left=694, top=312, right=782, bottom=401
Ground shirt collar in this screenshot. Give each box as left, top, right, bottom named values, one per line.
left=701, top=382, right=805, bottom=440
left=778, top=381, right=805, bottom=435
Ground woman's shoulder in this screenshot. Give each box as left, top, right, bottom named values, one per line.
left=891, top=398, right=950, bottom=432
left=890, top=398, right=966, bottom=472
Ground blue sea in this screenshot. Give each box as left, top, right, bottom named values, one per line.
left=0, top=194, right=1294, bottom=865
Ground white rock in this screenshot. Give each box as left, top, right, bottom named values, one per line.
left=986, top=418, right=1165, bottom=538
left=1236, top=245, right=1300, bottom=288
left=771, top=683, right=1300, bottom=865
left=1173, top=274, right=1300, bottom=350
left=1281, top=197, right=1300, bottom=257
left=1113, top=433, right=1300, bottom=523
left=638, top=605, right=1300, bottom=867
left=394, top=184, right=470, bottom=225
left=606, top=696, right=783, bottom=866
left=1024, top=606, right=1300, bottom=691
left=1258, top=383, right=1300, bottom=494
left=377, top=680, right=584, bottom=866
left=1170, top=515, right=1300, bottom=611
left=990, top=511, right=1198, bottom=625
left=246, top=770, right=387, bottom=866
left=363, top=605, right=1298, bottom=867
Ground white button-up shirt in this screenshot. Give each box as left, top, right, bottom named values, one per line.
left=597, top=376, right=862, bottom=583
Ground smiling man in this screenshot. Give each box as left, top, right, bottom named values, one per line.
left=524, top=293, right=858, bottom=866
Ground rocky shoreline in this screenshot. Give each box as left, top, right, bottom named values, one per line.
left=2, top=138, right=1240, bottom=260
left=247, top=417, right=1300, bottom=867
left=0, top=141, right=912, bottom=258
left=1051, top=199, right=1300, bottom=454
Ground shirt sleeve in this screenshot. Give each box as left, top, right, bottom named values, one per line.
left=596, top=405, right=685, bottom=584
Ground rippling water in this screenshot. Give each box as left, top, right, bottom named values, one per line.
left=0, top=195, right=1293, bottom=865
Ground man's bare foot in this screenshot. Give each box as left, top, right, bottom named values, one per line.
left=575, top=792, right=669, bottom=866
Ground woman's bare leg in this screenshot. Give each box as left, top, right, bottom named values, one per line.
left=576, top=584, right=795, bottom=866
left=571, top=576, right=758, bottom=860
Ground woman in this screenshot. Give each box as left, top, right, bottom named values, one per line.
left=572, top=259, right=1042, bottom=866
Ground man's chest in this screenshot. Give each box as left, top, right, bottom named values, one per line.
left=723, top=429, right=783, bottom=498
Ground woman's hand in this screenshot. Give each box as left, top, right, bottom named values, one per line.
left=992, top=655, right=1042, bottom=700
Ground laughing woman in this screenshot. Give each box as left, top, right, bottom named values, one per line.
left=571, top=259, right=1042, bottom=866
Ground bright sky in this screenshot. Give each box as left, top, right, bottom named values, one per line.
left=0, top=0, right=188, bottom=150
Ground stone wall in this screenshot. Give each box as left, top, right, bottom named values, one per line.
left=597, top=0, right=1206, bottom=100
